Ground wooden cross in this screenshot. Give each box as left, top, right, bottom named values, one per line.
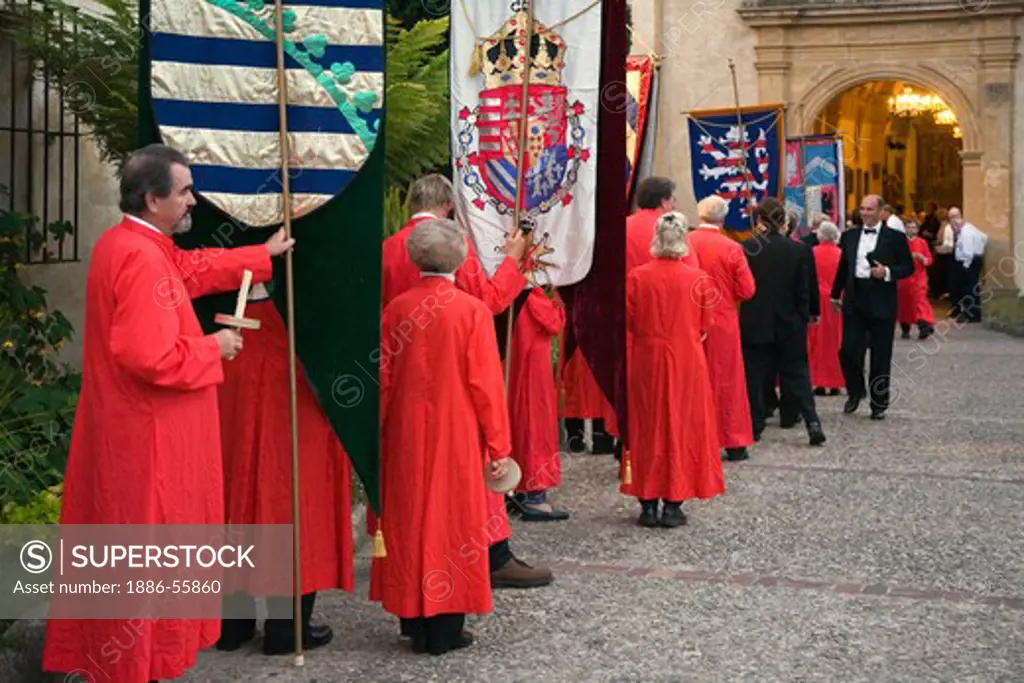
left=214, top=269, right=262, bottom=331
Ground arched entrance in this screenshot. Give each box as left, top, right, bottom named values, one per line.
left=806, top=79, right=965, bottom=223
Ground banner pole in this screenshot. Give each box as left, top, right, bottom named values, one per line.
left=273, top=2, right=304, bottom=667
left=727, top=59, right=756, bottom=232
left=504, top=0, right=536, bottom=389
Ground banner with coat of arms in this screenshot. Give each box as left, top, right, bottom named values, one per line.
left=625, top=55, right=654, bottom=200
left=686, top=105, right=784, bottom=232
left=784, top=134, right=845, bottom=238
left=451, top=0, right=603, bottom=288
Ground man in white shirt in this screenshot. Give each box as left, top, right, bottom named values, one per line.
left=881, top=204, right=906, bottom=233
left=947, top=207, right=988, bottom=322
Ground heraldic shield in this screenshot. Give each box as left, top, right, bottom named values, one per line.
left=456, top=6, right=589, bottom=218
left=147, top=0, right=384, bottom=228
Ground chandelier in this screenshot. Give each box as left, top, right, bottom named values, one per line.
left=888, top=86, right=947, bottom=118
left=953, top=125, right=963, bottom=139
left=934, top=108, right=957, bottom=126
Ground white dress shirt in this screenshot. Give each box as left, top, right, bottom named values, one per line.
left=954, top=222, right=988, bottom=267
left=420, top=272, right=456, bottom=281
left=124, top=213, right=164, bottom=236
left=886, top=215, right=906, bottom=233
left=854, top=223, right=891, bottom=282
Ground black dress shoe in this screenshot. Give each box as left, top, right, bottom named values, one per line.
left=844, top=396, right=861, bottom=414
left=723, top=447, right=749, bottom=462
left=807, top=422, right=826, bottom=446
left=263, top=624, right=333, bottom=655
left=216, top=618, right=256, bottom=651
left=637, top=503, right=659, bottom=528
left=829, top=388, right=841, bottom=396
left=870, top=410, right=886, bottom=421
left=430, top=631, right=474, bottom=656
left=658, top=504, right=687, bottom=528
left=813, top=387, right=826, bottom=396
left=779, top=414, right=802, bottom=429
left=519, top=504, right=570, bottom=522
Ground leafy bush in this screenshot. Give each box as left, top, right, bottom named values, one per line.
left=0, top=185, right=79, bottom=511
left=0, top=483, right=62, bottom=524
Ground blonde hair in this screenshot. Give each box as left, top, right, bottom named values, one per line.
left=816, top=221, right=840, bottom=244
left=697, top=195, right=728, bottom=223
left=408, top=174, right=453, bottom=214
left=406, top=218, right=467, bottom=273
left=650, top=211, right=690, bottom=259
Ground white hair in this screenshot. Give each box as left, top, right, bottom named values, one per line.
left=406, top=218, right=468, bottom=273
left=650, top=211, right=690, bottom=260
left=816, top=221, right=840, bottom=244
left=697, top=195, right=729, bottom=224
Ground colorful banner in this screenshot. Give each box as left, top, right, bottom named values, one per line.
left=686, top=105, right=785, bottom=232
left=451, top=0, right=603, bottom=288
left=625, top=55, right=654, bottom=200
left=784, top=134, right=845, bottom=237
left=140, top=0, right=386, bottom=513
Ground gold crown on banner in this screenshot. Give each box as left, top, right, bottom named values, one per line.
left=468, top=9, right=567, bottom=90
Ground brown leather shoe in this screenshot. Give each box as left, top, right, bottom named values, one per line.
left=490, top=557, right=553, bottom=589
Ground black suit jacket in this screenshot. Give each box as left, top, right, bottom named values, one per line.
left=830, top=225, right=914, bottom=320
left=740, top=233, right=813, bottom=345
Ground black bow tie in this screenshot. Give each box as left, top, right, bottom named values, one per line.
left=863, top=228, right=878, bottom=234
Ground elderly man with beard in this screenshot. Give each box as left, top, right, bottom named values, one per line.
left=42, top=143, right=295, bottom=683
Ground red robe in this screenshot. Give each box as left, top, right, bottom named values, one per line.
left=686, top=225, right=757, bottom=450
left=43, top=217, right=271, bottom=683
left=898, top=236, right=935, bottom=325
left=558, top=346, right=619, bottom=436
left=622, top=259, right=724, bottom=502
left=626, top=207, right=699, bottom=273
left=808, top=243, right=845, bottom=389
left=372, top=213, right=526, bottom=544
left=509, top=288, right=565, bottom=491
left=217, top=299, right=354, bottom=596
left=370, top=278, right=511, bottom=617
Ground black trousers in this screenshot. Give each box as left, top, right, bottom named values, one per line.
left=950, top=257, right=983, bottom=322
left=744, top=332, right=819, bottom=435
left=840, top=305, right=896, bottom=411
left=220, top=590, right=316, bottom=647
left=400, top=613, right=466, bottom=654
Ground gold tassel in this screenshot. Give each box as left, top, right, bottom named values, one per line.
left=623, top=452, right=632, bottom=486
left=467, top=42, right=484, bottom=77
left=372, top=523, right=387, bottom=559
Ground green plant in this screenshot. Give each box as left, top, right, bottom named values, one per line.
left=0, top=0, right=140, bottom=167
left=383, top=185, right=412, bottom=238
left=0, top=184, right=79, bottom=509
left=0, top=483, right=62, bottom=524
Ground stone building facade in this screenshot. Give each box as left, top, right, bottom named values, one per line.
left=630, top=0, right=1024, bottom=293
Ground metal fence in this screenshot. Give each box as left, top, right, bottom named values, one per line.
left=0, top=0, right=82, bottom=264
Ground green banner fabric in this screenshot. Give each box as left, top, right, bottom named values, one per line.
left=138, top=0, right=383, bottom=514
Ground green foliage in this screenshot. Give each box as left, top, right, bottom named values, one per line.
left=0, top=0, right=141, bottom=167
left=387, top=0, right=450, bottom=31
left=0, top=483, right=62, bottom=524
left=384, top=14, right=451, bottom=196
left=0, top=185, right=80, bottom=509
left=384, top=184, right=412, bottom=239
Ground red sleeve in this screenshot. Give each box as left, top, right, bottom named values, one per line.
left=526, top=289, right=565, bottom=336
left=109, top=251, right=224, bottom=390
left=173, top=245, right=273, bottom=300
left=917, top=240, right=933, bottom=267
left=466, top=306, right=512, bottom=462
left=731, top=246, right=757, bottom=302
left=455, top=245, right=527, bottom=315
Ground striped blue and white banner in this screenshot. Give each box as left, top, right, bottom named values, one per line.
left=150, top=0, right=384, bottom=227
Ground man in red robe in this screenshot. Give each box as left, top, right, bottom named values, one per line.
left=626, top=176, right=699, bottom=273
left=897, top=219, right=935, bottom=340
left=623, top=211, right=724, bottom=527
left=689, top=195, right=757, bottom=462
left=377, top=173, right=552, bottom=589
left=508, top=287, right=568, bottom=521
left=808, top=221, right=845, bottom=394
left=42, top=144, right=293, bottom=683
left=372, top=218, right=513, bottom=655
left=215, top=282, right=353, bottom=654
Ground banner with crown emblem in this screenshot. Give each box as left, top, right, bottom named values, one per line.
left=452, top=0, right=603, bottom=288
left=626, top=55, right=654, bottom=200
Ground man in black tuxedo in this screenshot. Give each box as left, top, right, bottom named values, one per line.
left=741, top=198, right=826, bottom=447
left=830, top=194, right=914, bottom=420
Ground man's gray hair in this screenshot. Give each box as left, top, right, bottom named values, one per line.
left=786, top=208, right=802, bottom=232
left=650, top=211, right=690, bottom=259
left=697, top=194, right=729, bottom=223
left=118, top=143, right=190, bottom=214
left=816, top=220, right=840, bottom=244
left=408, top=174, right=453, bottom=214
left=406, top=218, right=467, bottom=273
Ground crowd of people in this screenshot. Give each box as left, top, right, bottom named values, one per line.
left=41, top=145, right=991, bottom=682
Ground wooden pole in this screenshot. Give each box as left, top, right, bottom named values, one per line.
left=273, top=2, right=304, bottom=667
left=727, top=59, right=755, bottom=232
left=504, top=0, right=536, bottom=389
